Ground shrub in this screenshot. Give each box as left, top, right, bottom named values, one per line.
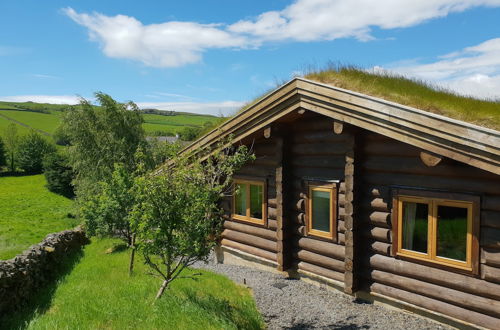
left=0, top=136, right=6, bottom=169
left=17, top=130, right=56, bottom=174
left=43, top=152, right=74, bottom=197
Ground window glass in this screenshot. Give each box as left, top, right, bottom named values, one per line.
left=311, top=190, right=330, bottom=232
left=235, top=183, right=247, bottom=216
left=249, top=184, right=263, bottom=219
left=437, top=205, right=467, bottom=261
left=402, top=202, right=428, bottom=254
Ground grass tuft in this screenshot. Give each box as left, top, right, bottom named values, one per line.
left=304, top=64, right=500, bottom=130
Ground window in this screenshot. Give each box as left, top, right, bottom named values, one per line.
left=306, top=182, right=337, bottom=240
left=232, top=179, right=266, bottom=225
left=393, top=189, right=479, bottom=274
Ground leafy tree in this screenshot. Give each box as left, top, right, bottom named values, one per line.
left=17, top=130, right=56, bottom=174
left=43, top=151, right=74, bottom=197
left=53, top=125, right=71, bottom=146
left=0, top=136, right=6, bottom=169
left=179, top=126, right=202, bottom=141
left=131, top=141, right=254, bottom=299
left=62, top=92, right=145, bottom=196
left=3, top=123, right=18, bottom=172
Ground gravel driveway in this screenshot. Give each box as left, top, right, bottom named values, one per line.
left=194, top=258, right=451, bottom=329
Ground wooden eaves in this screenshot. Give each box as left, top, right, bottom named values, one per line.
left=181, top=77, right=500, bottom=175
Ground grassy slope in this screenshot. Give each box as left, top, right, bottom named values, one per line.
left=305, top=67, right=500, bottom=130
left=0, top=107, right=217, bottom=136
left=0, top=175, right=78, bottom=259
left=0, top=115, right=29, bottom=134
left=3, top=238, right=264, bottom=330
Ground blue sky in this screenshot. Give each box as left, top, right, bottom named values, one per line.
left=1, top=0, right=500, bottom=115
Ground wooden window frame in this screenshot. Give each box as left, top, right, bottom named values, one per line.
left=231, top=178, right=267, bottom=226
left=305, top=181, right=337, bottom=241
left=392, top=189, right=480, bottom=275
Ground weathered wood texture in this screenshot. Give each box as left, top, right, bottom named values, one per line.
left=221, top=136, right=280, bottom=262
left=360, top=131, right=500, bottom=327
left=287, top=114, right=349, bottom=283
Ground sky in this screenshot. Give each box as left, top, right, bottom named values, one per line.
left=1, top=0, right=500, bottom=115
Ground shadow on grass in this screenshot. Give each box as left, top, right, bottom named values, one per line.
left=0, top=248, right=85, bottom=330
left=183, top=288, right=264, bottom=330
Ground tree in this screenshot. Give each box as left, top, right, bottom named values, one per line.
left=131, top=141, right=254, bottom=299
left=62, top=92, right=145, bottom=197
left=3, top=123, right=18, bottom=172
left=0, top=136, right=6, bottom=169
left=179, top=126, right=202, bottom=141
left=43, top=151, right=74, bottom=197
left=17, top=130, right=56, bottom=174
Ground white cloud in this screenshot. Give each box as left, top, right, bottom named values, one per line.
left=32, top=74, right=61, bottom=79
left=64, top=1, right=500, bottom=68
left=0, top=95, right=82, bottom=104
left=63, top=7, right=247, bottom=68
left=388, top=38, right=500, bottom=99
left=136, top=101, right=246, bottom=116
left=228, top=0, right=500, bottom=42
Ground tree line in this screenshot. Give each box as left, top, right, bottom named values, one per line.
left=1, top=92, right=252, bottom=299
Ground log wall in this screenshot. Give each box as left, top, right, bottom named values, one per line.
left=220, top=135, right=280, bottom=263
left=287, top=114, right=349, bottom=283
left=358, top=132, right=500, bottom=329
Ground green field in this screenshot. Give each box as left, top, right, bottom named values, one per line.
left=0, top=175, right=78, bottom=260
left=2, top=238, right=264, bottom=329
left=0, top=101, right=218, bottom=138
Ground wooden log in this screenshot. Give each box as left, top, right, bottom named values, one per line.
left=371, top=211, right=392, bottom=227
left=292, top=167, right=345, bottom=180
left=333, top=120, right=343, bottom=135
left=291, top=143, right=349, bottom=156
left=368, top=269, right=500, bottom=319
left=482, top=210, right=500, bottom=229
left=292, top=131, right=349, bottom=144
left=253, top=156, right=280, bottom=167
left=481, top=228, right=500, bottom=249
left=371, top=241, right=391, bottom=256
left=268, top=207, right=277, bottom=220
left=296, top=250, right=345, bottom=273
left=482, top=196, right=500, bottom=212
left=295, top=199, right=305, bottom=212
left=224, top=221, right=276, bottom=241
left=338, top=220, right=346, bottom=233
left=338, top=233, right=345, bottom=245
left=369, top=198, right=389, bottom=212
left=263, top=126, right=271, bottom=139
left=369, top=283, right=500, bottom=330
left=222, top=229, right=276, bottom=252
left=481, top=264, right=500, bottom=284
left=419, top=151, right=443, bottom=167
left=368, top=186, right=389, bottom=199
left=291, top=118, right=335, bottom=132
left=362, top=139, right=419, bottom=157
left=365, top=227, right=391, bottom=243
left=481, top=248, right=500, bottom=267
left=338, top=193, right=346, bottom=208
left=253, top=143, right=276, bottom=156
left=339, top=181, right=346, bottom=193
left=368, top=254, right=500, bottom=300
left=298, top=261, right=344, bottom=282
left=221, top=239, right=276, bottom=262
left=294, top=225, right=306, bottom=236
left=295, top=212, right=305, bottom=225
left=296, top=237, right=345, bottom=260
left=363, top=172, right=500, bottom=195
left=238, top=165, right=273, bottom=177
left=291, top=156, right=345, bottom=169
left=268, top=198, right=277, bottom=208
left=268, top=219, right=277, bottom=230
left=338, top=207, right=345, bottom=220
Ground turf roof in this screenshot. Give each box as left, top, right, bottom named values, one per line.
left=303, top=66, right=500, bottom=131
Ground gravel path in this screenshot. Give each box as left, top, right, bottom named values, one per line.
left=194, top=257, right=451, bottom=330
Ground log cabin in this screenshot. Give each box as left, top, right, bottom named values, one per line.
left=181, top=76, right=500, bottom=329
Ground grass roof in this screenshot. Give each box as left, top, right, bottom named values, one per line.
left=304, top=66, right=500, bottom=131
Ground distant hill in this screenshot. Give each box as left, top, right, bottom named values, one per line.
left=0, top=101, right=221, bottom=139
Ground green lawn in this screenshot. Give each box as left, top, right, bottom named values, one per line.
left=142, top=113, right=216, bottom=134
left=0, top=175, right=78, bottom=259
left=2, top=238, right=264, bottom=330
left=0, top=115, right=29, bottom=135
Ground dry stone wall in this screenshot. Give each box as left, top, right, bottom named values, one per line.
left=0, top=227, right=88, bottom=315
